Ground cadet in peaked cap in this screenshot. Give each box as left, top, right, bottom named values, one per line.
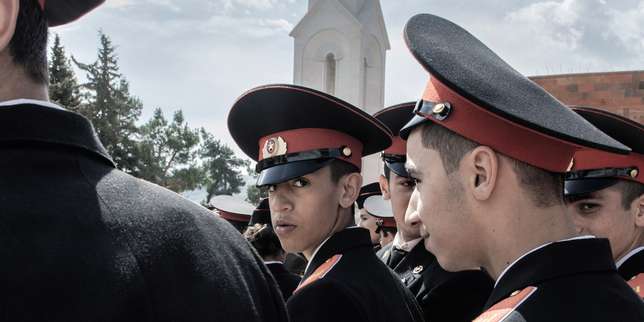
left=229, top=84, right=424, bottom=322
left=564, top=107, right=644, bottom=297
left=357, top=182, right=385, bottom=249
left=400, top=14, right=643, bottom=321
left=375, top=102, right=492, bottom=322
left=363, top=194, right=397, bottom=247
left=210, top=195, right=254, bottom=233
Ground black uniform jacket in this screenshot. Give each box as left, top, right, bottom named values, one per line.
left=477, top=238, right=644, bottom=322
left=618, top=248, right=644, bottom=298
left=378, top=241, right=493, bottom=322
left=0, top=103, right=288, bottom=322
left=266, top=262, right=301, bottom=300
left=286, top=227, right=424, bottom=322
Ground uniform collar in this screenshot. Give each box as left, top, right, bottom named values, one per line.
left=392, top=233, right=423, bottom=252
left=486, top=237, right=616, bottom=310
left=0, top=98, right=65, bottom=110
left=0, top=103, right=115, bottom=167
left=617, top=246, right=644, bottom=280
left=302, top=227, right=372, bottom=280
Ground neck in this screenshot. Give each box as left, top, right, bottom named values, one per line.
left=396, top=225, right=421, bottom=242
left=302, top=211, right=352, bottom=260
left=482, top=203, right=577, bottom=280
left=616, top=232, right=644, bottom=262
left=0, top=55, right=48, bottom=102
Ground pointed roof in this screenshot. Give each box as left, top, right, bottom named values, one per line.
left=291, top=0, right=362, bottom=38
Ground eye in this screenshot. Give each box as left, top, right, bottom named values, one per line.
left=292, top=178, right=309, bottom=188
left=401, top=179, right=416, bottom=188
left=576, top=202, right=600, bottom=215
left=267, top=185, right=276, bottom=193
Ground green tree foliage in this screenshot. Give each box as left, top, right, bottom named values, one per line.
left=72, top=31, right=142, bottom=173
left=245, top=162, right=266, bottom=205
left=200, top=129, right=249, bottom=204
left=48, top=34, right=81, bottom=110
left=138, top=108, right=202, bottom=192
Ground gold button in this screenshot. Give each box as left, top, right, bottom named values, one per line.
left=432, top=103, right=446, bottom=114
left=630, top=169, right=639, bottom=178
left=510, top=290, right=520, bottom=297
left=342, top=147, right=352, bottom=157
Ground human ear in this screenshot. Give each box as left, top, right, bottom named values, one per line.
left=0, top=0, right=19, bottom=52
left=465, top=146, right=498, bottom=201
left=633, top=194, right=644, bottom=228
left=339, top=172, right=362, bottom=209
left=379, top=174, right=391, bottom=200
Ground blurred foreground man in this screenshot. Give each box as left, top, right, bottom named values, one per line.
left=0, top=1, right=287, bottom=321
left=565, top=107, right=644, bottom=297
left=375, top=102, right=492, bottom=322
left=401, top=14, right=644, bottom=321
left=228, top=84, right=424, bottom=322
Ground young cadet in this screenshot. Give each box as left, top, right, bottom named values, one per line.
left=564, top=107, right=644, bottom=297
left=400, top=14, right=644, bottom=321
left=357, top=182, right=384, bottom=249
left=0, top=1, right=288, bottom=321
left=363, top=194, right=397, bottom=248
left=209, top=195, right=254, bottom=233
left=228, top=84, right=424, bottom=322
left=374, top=102, right=493, bottom=322
left=246, top=198, right=302, bottom=300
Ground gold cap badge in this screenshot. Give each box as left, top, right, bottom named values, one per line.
left=262, top=136, right=288, bottom=159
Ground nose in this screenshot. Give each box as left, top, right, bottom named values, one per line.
left=404, top=190, right=422, bottom=226
left=269, top=184, right=293, bottom=214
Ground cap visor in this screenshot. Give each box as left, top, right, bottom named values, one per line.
left=257, top=159, right=334, bottom=186
left=564, top=178, right=620, bottom=196
left=399, top=115, right=428, bottom=140
left=386, top=161, right=410, bottom=178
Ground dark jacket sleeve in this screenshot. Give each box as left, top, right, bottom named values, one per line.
left=419, top=270, right=492, bottom=322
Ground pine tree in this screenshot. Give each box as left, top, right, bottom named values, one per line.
left=199, top=129, right=249, bottom=204
left=73, top=30, right=143, bottom=173
left=48, top=34, right=81, bottom=110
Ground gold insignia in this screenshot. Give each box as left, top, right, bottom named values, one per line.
left=342, top=146, right=352, bottom=157
left=630, top=169, right=639, bottom=178
left=262, top=136, right=288, bottom=159
left=432, top=103, right=446, bottom=114
left=412, top=265, right=423, bottom=274
left=566, top=158, right=575, bottom=172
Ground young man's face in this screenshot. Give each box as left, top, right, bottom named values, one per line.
left=382, top=171, right=419, bottom=239
left=358, top=209, right=381, bottom=244
left=267, top=166, right=344, bottom=257
left=405, top=129, right=479, bottom=271
left=566, top=185, right=643, bottom=261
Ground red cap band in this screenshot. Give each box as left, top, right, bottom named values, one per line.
left=384, top=136, right=406, bottom=155
left=217, top=210, right=250, bottom=223
left=572, top=151, right=643, bottom=184
left=381, top=218, right=396, bottom=228
left=421, top=77, right=583, bottom=172
left=258, top=128, right=363, bottom=169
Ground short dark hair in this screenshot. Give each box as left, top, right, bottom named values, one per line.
left=419, top=123, right=562, bottom=207
left=9, top=0, right=49, bottom=84
left=617, top=180, right=644, bottom=209
left=243, top=224, right=284, bottom=259
left=383, top=162, right=391, bottom=180
left=329, top=159, right=359, bottom=183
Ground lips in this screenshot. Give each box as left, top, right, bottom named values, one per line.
left=274, top=218, right=297, bottom=235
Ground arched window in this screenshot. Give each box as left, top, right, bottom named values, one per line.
left=325, top=53, right=336, bottom=95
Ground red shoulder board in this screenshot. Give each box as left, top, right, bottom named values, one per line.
left=627, top=273, right=644, bottom=298
left=474, top=286, right=538, bottom=322
left=294, top=254, right=342, bottom=293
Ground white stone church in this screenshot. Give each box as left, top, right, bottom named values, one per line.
left=291, top=0, right=391, bottom=183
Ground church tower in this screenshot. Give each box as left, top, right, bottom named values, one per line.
left=290, top=0, right=390, bottom=182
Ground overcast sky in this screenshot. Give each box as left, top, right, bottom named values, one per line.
left=54, top=0, right=644, bottom=160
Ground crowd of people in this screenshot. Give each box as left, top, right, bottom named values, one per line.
left=1, top=0, right=643, bottom=321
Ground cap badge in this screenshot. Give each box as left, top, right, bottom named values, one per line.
left=263, top=136, right=288, bottom=159
left=412, top=265, right=424, bottom=274
left=342, top=146, right=352, bottom=157
left=432, top=102, right=452, bottom=121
